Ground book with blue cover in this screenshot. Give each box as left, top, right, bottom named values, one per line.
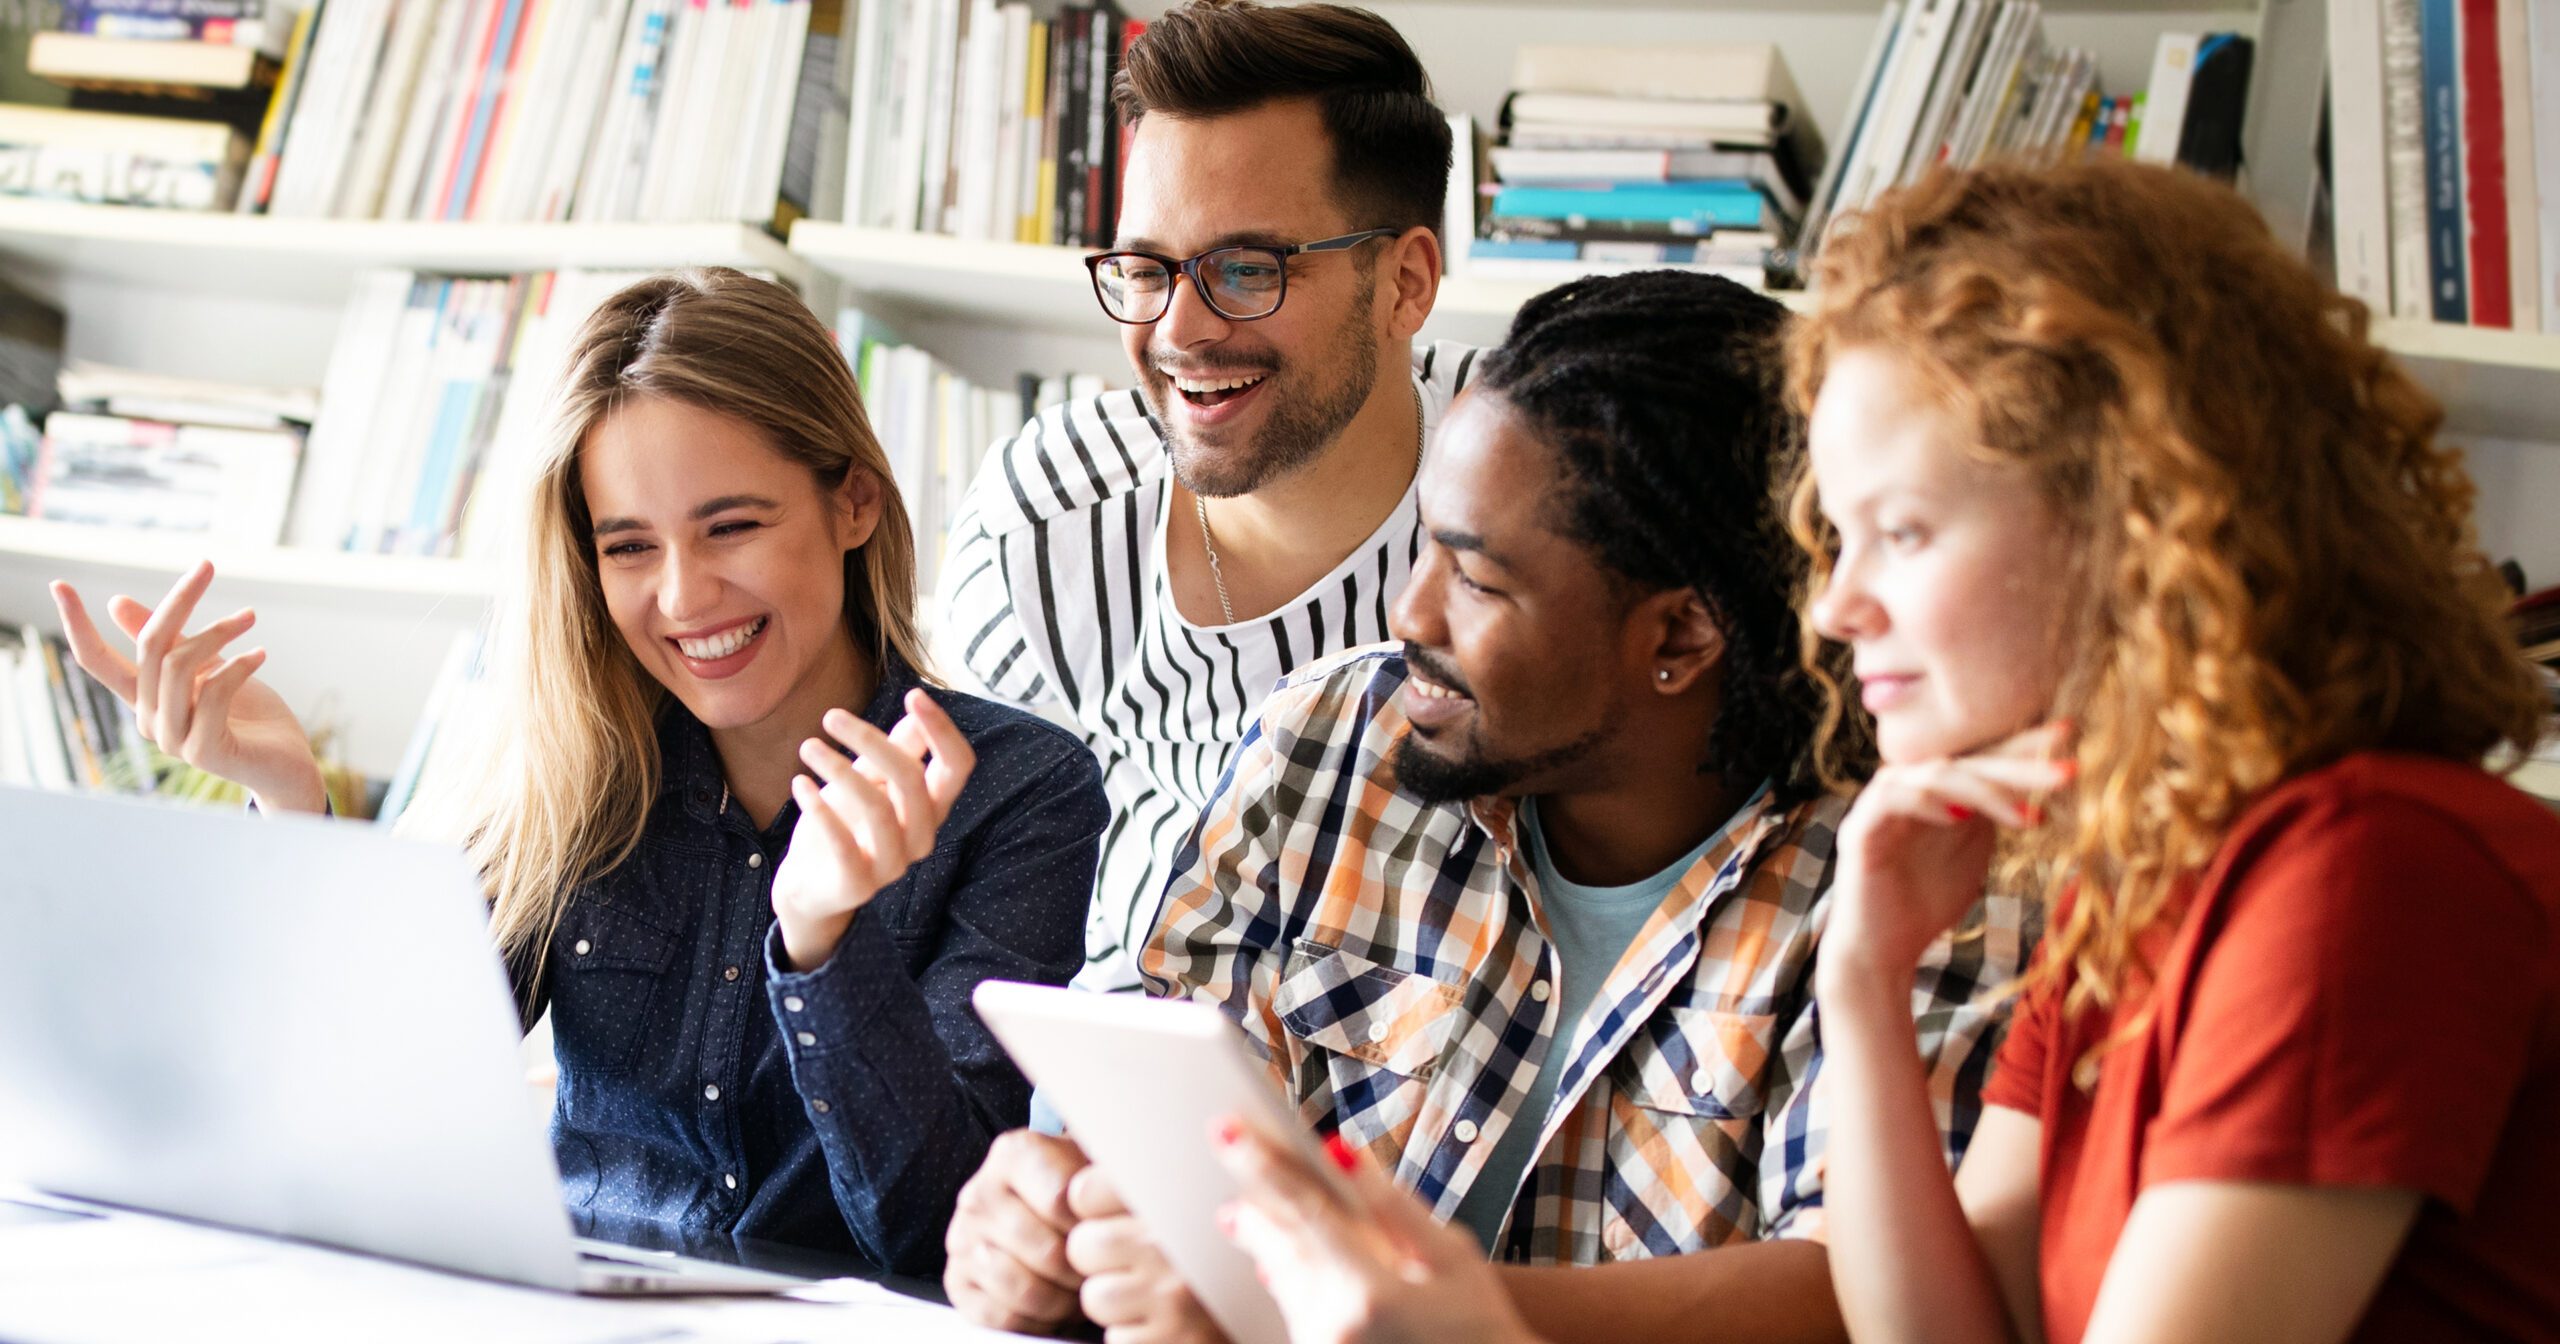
left=2419, top=0, right=2469, bottom=322
left=1488, top=181, right=1782, bottom=231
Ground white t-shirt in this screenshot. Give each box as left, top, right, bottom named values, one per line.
left=936, top=341, right=1484, bottom=991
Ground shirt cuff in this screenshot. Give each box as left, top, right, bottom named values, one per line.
left=762, top=912, right=900, bottom=1058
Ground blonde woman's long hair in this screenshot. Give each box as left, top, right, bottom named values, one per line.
left=1783, top=160, right=2546, bottom=1028
left=406, top=267, right=932, bottom=988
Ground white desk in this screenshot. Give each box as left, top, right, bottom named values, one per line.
left=0, top=1193, right=1041, bottom=1344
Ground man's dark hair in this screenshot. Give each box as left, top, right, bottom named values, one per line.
left=1114, top=0, right=1452, bottom=238
left=1475, top=271, right=1828, bottom=800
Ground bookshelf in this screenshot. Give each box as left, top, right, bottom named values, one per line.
left=788, top=221, right=1590, bottom=351
left=0, top=515, right=495, bottom=600
left=1, top=0, right=2555, bottom=784
left=0, top=201, right=806, bottom=301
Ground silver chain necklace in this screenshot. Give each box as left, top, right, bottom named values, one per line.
left=1196, top=380, right=1425, bottom=627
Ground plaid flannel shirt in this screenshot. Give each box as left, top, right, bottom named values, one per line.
left=1140, top=647, right=2032, bottom=1263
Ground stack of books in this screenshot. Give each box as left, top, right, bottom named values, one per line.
left=29, top=363, right=315, bottom=545
left=836, top=308, right=1107, bottom=585
left=238, top=0, right=840, bottom=225
left=2327, top=0, right=2558, bottom=333
left=842, top=0, right=1141, bottom=246
left=287, top=267, right=652, bottom=559
left=1800, top=3, right=2253, bottom=267
left=0, top=622, right=157, bottom=796
left=1467, top=43, right=1822, bottom=286
left=5, top=0, right=285, bottom=210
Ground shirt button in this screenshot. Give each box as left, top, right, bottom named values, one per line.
left=1366, top=1021, right=1390, bottom=1044
left=796, top=1031, right=817, bottom=1047
left=1529, top=980, right=1551, bottom=1003
left=573, top=939, right=592, bottom=956
left=783, top=995, right=805, bottom=1014
left=811, top=1099, right=832, bottom=1115
left=747, top=852, right=764, bottom=870
left=722, top=965, right=741, bottom=982
left=1606, top=1223, right=1633, bottom=1255
left=722, top=1174, right=738, bottom=1191
left=1453, top=1119, right=1480, bottom=1143
left=703, top=1084, right=721, bottom=1101
left=1690, top=1069, right=1715, bottom=1094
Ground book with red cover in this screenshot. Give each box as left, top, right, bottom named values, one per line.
left=2461, top=0, right=2513, bottom=327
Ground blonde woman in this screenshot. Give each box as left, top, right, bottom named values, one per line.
left=1204, top=159, right=2560, bottom=1344
left=48, top=268, right=1109, bottom=1275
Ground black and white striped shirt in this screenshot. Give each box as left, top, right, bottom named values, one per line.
left=936, top=341, right=1483, bottom=991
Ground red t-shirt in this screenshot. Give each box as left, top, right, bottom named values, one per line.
left=1981, top=753, right=2560, bottom=1343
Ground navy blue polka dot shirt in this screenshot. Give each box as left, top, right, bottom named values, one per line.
left=513, top=651, right=1106, bottom=1275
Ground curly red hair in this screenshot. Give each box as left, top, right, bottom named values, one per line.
left=1785, top=159, right=2546, bottom=1027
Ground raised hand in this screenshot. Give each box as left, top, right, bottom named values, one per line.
left=1823, top=721, right=2074, bottom=983
left=770, top=687, right=976, bottom=971
left=1214, top=1122, right=1542, bottom=1344
left=49, top=561, right=326, bottom=815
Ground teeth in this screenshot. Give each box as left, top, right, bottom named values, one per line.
left=678, top=617, right=765, bottom=661
left=1410, top=679, right=1464, bottom=701
left=1170, top=373, right=1267, bottom=394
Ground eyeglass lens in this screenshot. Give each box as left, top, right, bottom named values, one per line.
left=1094, top=248, right=1287, bottom=322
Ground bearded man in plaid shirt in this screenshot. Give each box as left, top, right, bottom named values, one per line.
left=945, top=273, right=2035, bottom=1344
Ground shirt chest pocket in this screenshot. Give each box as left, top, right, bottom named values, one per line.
left=1614, top=1004, right=1783, bottom=1123
left=549, top=903, right=683, bottom=1078
left=1271, top=942, right=1461, bottom=1144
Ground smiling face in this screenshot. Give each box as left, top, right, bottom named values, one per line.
left=1115, top=98, right=1393, bottom=498
left=1387, top=389, right=1666, bottom=803
left=1805, top=346, right=2074, bottom=764
left=578, top=395, right=880, bottom=736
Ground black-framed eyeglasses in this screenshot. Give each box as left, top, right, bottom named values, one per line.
left=1083, top=228, right=1402, bottom=324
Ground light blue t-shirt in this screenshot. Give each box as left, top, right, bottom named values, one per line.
left=1446, top=793, right=1739, bottom=1251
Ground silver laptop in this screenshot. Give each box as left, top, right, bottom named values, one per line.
left=0, top=785, right=800, bottom=1296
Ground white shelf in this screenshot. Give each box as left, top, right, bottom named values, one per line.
left=789, top=221, right=1627, bottom=351
left=0, top=515, right=497, bottom=601
left=0, top=199, right=807, bottom=303
left=2371, top=320, right=2560, bottom=443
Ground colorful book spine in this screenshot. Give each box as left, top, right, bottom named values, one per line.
left=2419, top=0, right=2470, bottom=321
left=1490, top=183, right=1775, bottom=229
left=2458, top=0, right=2511, bottom=327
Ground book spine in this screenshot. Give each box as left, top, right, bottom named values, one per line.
left=234, top=4, right=316, bottom=213
left=1084, top=4, right=1116, bottom=245
left=2382, top=0, right=2434, bottom=317
left=2329, top=0, right=2395, bottom=311
left=2458, top=0, right=2511, bottom=326
left=2496, top=0, right=2537, bottom=328
left=2419, top=0, right=2470, bottom=321
left=1055, top=6, right=1086, bottom=247
left=2535, top=0, right=2560, bottom=332
left=0, top=144, right=230, bottom=209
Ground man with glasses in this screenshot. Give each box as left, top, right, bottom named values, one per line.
left=935, top=0, right=1476, bottom=1005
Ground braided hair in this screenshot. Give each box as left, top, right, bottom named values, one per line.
left=1474, top=269, right=1831, bottom=800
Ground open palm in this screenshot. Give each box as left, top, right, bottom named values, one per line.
left=50, top=562, right=327, bottom=814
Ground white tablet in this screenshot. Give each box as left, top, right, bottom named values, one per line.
left=971, top=980, right=1348, bottom=1344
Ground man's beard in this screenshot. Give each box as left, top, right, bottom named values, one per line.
left=1150, top=271, right=1380, bottom=499
left=1391, top=722, right=1611, bottom=806
left=1391, top=645, right=1612, bottom=805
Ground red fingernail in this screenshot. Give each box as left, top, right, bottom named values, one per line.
left=1212, top=1117, right=1244, bottom=1147
left=2056, top=759, right=2079, bottom=781
left=1947, top=805, right=1975, bottom=822
left=1322, top=1133, right=1359, bottom=1173
left=2019, top=802, right=2044, bottom=825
